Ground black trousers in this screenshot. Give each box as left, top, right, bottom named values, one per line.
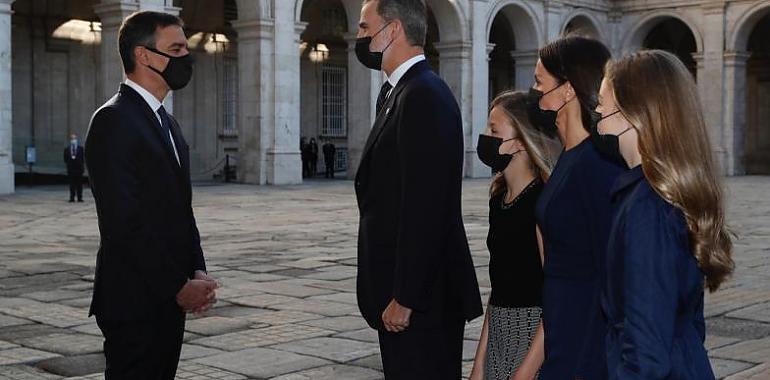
left=325, top=162, right=335, bottom=178
left=68, top=173, right=83, bottom=201
left=96, top=304, right=185, bottom=380
left=378, top=321, right=465, bottom=380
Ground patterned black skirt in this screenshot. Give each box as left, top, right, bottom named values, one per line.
left=484, top=305, right=542, bottom=380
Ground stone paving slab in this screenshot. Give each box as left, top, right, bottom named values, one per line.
left=269, top=337, right=380, bottom=363
left=270, top=364, right=383, bottom=380
left=0, top=364, right=62, bottom=379
left=16, top=333, right=102, bottom=356
left=193, top=347, right=331, bottom=379
left=0, top=177, right=768, bottom=378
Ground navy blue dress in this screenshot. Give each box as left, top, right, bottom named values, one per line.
left=535, top=138, right=623, bottom=380
left=602, top=166, right=715, bottom=379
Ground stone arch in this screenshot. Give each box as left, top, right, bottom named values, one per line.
left=561, top=12, right=603, bottom=41
left=486, top=0, right=542, bottom=50
left=622, top=11, right=703, bottom=54
left=728, top=1, right=770, bottom=52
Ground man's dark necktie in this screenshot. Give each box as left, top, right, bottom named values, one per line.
left=376, top=81, right=393, bottom=116
left=156, top=106, right=178, bottom=162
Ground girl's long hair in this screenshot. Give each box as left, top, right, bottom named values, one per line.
left=607, top=50, right=734, bottom=292
left=488, top=91, right=561, bottom=198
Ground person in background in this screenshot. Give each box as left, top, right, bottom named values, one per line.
left=309, top=137, right=319, bottom=177
left=323, top=139, right=336, bottom=179
left=64, top=133, right=85, bottom=202
left=527, top=35, right=622, bottom=380
left=300, top=137, right=309, bottom=178
left=596, top=49, right=734, bottom=379
left=470, top=91, right=560, bottom=380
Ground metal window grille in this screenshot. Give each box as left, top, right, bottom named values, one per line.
left=223, top=57, right=237, bottom=135
left=335, top=146, right=348, bottom=172
left=321, top=64, right=347, bottom=138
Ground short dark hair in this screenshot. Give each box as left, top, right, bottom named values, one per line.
left=118, top=11, right=184, bottom=74
left=539, top=35, right=611, bottom=132
left=364, top=0, right=427, bottom=47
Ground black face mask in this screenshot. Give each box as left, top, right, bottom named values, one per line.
left=477, top=134, right=522, bottom=173
left=526, top=85, right=568, bottom=139
left=144, top=47, right=194, bottom=90
left=590, top=110, right=631, bottom=168
left=355, top=23, right=394, bottom=71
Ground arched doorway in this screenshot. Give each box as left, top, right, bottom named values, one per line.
left=563, top=15, right=601, bottom=40
left=488, top=12, right=515, bottom=101
left=299, top=0, right=348, bottom=178
left=744, top=13, right=770, bottom=174
left=174, top=0, right=238, bottom=180
left=11, top=0, right=101, bottom=176
left=486, top=3, right=540, bottom=99
left=641, top=17, right=698, bottom=77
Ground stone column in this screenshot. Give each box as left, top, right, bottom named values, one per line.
left=510, top=49, right=538, bottom=91
left=344, top=33, right=379, bottom=180
left=467, top=0, right=494, bottom=179
left=232, top=18, right=275, bottom=185
left=94, top=1, right=138, bottom=103
left=722, top=51, right=751, bottom=176
left=435, top=41, right=477, bottom=177
left=266, top=2, right=305, bottom=185
left=0, top=0, right=14, bottom=195
left=543, top=1, right=563, bottom=43
left=697, top=1, right=728, bottom=174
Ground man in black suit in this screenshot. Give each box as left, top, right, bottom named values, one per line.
left=63, top=133, right=85, bottom=202
left=85, top=11, right=218, bottom=379
left=353, top=1, right=483, bottom=378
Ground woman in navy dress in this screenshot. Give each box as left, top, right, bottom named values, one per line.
left=594, top=50, right=734, bottom=379
left=527, top=36, right=622, bottom=380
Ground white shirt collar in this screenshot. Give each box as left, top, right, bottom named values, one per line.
left=386, top=54, right=426, bottom=88
left=124, top=78, right=164, bottom=113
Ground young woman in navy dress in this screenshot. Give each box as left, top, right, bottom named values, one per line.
left=595, top=50, right=734, bottom=379
left=527, top=36, right=623, bottom=380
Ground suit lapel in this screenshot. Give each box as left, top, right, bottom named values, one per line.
left=357, top=61, right=430, bottom=181
left=119, top=84, right=183, bottom=172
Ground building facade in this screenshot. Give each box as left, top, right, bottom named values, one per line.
left=0, top=0, right=768, bottom=194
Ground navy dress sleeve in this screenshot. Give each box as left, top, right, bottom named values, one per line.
left=616, top=197, right=682, bottom=379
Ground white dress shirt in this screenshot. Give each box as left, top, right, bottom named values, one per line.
left=124, top=79, right=181, bottom=166
left=384, top=54, right=426, bottom=98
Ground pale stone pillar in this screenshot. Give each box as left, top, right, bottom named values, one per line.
left=232, top=18, right=275, bottom=185
left=0, top=0, right=14, bottom=195
left=94, top=1, right=139, bottom=103
left=435, top=41, right=477, bottom=177
left=544, top=1, right=563, bottom=42
left=697, top=1, right=728, bottom=174
left=344, top=33, right=379, bottom=180
left=467, top=0, right=494, bottom=179
left=267, top=1, right=305, bottom=185
left=723, top=51, right=751, bottom=176
left=511, top=49, right=538, bottom=91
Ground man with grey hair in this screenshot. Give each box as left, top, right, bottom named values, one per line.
left=353, top=0, right=483, bottom=378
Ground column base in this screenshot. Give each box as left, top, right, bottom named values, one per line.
left=266, top=151, right=302, bottom=185
left=0, top=162, right=14, bottom=195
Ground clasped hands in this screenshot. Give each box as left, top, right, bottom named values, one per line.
left=176, top=270, right=219, bottom=314
left=382, top=298, right=412, bottom=333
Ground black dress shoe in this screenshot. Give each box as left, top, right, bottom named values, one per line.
left=77, top=199, right=84, bottom=202
left=68, top=200, right=75, bottom=203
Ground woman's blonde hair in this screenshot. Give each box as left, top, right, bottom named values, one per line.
left=488, top=91, right=561, bottom=198
left=606, top=50, right=734, bottom=292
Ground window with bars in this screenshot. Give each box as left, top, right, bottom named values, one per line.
left=320, top=64, right=347, bottom=138
left=223, top=56, right=237, bottom=135
left=334, top=146, right=348, bottom=172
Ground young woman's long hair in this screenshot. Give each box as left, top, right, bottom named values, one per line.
left=606, top=50, right=734, bottom=292
left=489, top=91, right=561, bottom=198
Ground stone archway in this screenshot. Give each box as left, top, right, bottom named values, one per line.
left=563, top=14, right=601, bottom=40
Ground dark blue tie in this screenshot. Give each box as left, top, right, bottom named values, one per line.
left=156, top=106, right=176, bottom=154
left=376, top=81, right=393, bottom=115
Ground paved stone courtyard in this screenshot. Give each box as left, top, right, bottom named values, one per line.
left=0, top=177, right=768, bottom=379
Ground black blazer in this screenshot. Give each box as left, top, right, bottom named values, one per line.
left=85, top=84, right=206, bottom=321
left=355, top=61, right=483, bottom=331
left=63, top=146, right=85, bottom=175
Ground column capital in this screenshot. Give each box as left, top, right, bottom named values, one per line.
left=608, top=10, right=623, bottom=23
left=232, top=18, right=275, bottom=41
left=723, top=51, right=752, bottom=66
left=0, top=0, right=14, bottom=16
left=510, top=49, right=538, bottom=63
left=434, top=41, right=472, bottom=59
left=94, top=2, right=140, bottom=27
